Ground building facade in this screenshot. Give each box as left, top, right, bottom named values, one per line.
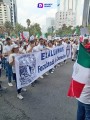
left=56, top=0, right=90, bottom=29
left=3, top=0, right=17, bottom=26
left=0, top=2, right=11, bottom=26
left=82, top=0, right=90, bottom=26
left=46, top=17, right=55, bottom=32
left=55, top=10, right=75, bottom=30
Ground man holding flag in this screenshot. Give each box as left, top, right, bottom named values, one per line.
left=67, top=38, right=90, bottom=120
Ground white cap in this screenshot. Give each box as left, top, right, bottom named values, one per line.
left=13, top=44, right=19, bottom=49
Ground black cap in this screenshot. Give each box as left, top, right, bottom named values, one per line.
left=6, top=37, right=11, bottom=41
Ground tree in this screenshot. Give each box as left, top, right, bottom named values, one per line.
left=45, top=32, right=51, bottom=38
left=0, top=26, right=5, bottom=34
left=15, top=23, right=26, bottom=35
left=62, top=24, right=67, bottom=30
left=30, top=23, right=42, bottom=36
left=4, top=21, right=13, bottom=35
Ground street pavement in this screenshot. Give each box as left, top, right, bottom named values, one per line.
left=0, top=60, right=77, bottom=120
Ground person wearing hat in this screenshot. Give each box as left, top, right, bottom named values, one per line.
left=3, top=37, right=14, bottom=87
left=9, top=44, right=24, bottom=100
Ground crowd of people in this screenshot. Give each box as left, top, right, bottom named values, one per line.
left=0, top=35, right=80, bottom=100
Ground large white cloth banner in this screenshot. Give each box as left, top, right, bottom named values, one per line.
left=15, top=45, right=71, bottom=89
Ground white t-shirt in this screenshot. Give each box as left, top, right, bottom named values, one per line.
left=62, top=42, right=67, bottom=48
left=9, top=53, right=19, bottom=73
left=72, top=44, right=77, bottom=52
left=3, top=44, right=14, bottom=61
left=9, top=53, right=15, bottom=73
left=77, top=85, right=90, bottom=104
left=33, top=44, right=44, bottom=52
left=26, top=45, right=31, bottom=52
left=19, top=46, right=23, bottom=53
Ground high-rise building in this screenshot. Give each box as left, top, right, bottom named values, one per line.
left=82, top=0, right=90, bottom=26
left=56, top=0, right=75, bottom=29
left=0, top=2, right=11, bottom=26
left=46, top=17, right=55, bottom=32
left=88, top=3, right=90, bottom=24
left=3, top=0, right=17, bottom=26
left=55, top=10, right=75, bottom=30
left=56, top=0, right=90, bottom=27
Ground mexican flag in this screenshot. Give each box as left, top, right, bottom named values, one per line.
left=67, top=43, right=90, bottom=98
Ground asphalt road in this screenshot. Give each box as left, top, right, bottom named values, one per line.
left=0, top=60, right=77, bottom=120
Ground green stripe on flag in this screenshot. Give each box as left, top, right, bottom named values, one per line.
left=77, top=44, right=90, bottom=68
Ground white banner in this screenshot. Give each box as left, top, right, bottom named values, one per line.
left=15, top=45, right=71, bottom=89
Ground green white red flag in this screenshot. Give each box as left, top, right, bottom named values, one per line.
left=67, top=44, right=90, bottom=98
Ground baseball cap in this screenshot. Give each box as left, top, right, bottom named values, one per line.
left=13, top=44, right=19, bottom=49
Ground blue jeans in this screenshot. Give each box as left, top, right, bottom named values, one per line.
left=6, top=61, right=12, bottom=83
left=2, top=57, right=7, bottom=70
left=13, top=73, right=22, bottom=94
left=77, top=101, right=90, bottom=120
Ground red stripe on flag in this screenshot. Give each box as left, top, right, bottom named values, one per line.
left=67, top=79, right=85, bottom=98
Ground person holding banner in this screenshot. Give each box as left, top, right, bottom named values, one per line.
left=9, top=44, right=24, bottom=100
left=33, top=37, right=47, bottom=78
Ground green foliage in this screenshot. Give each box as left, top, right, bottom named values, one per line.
left=29, top=23, right=42, bottom=36
left=3, top=20, right=42, bottom=37
left=4, top=21, right=13, bottom=35
left=45, top=32, right=51, bottom=38
left=55, top=25, right=81, bottom=36
left=15, top=23, right=26, bottom=33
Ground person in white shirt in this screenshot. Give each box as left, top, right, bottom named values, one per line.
left=33, top=38, right=45, bottom=52
left=9, top=44, right=24, bottom=100
left=3, top=38, right=14, bottom=87
left=33, top=38, right=46, bottom=78
left=62, top=39, right=68, bottom=63
left=19, top=41, right=24, bottom=54
left=27, top=41, right=35, bottom=53
left=72, top=41, right=78, bottom=61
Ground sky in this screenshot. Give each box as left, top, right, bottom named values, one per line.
left=16, top=0, right=86, bottom=33
left=17, top=0, right=57, bottom=32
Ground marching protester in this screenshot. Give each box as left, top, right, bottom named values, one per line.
left=67, top=37, right=90, bottom=120
left=9, top=44, right=24, bottom=99
left=62, top=38, right=68, bottom=64
left=3, top=38, right=14, bottom=87
left=72, top=40, right=78, bottom=61
left=47, top=40, right=54, bottom=74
